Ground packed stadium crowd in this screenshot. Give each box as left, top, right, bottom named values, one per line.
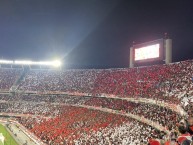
left=15, top=60, right=193, bottom=106
left=0, top=59, right=192, bottom=144
left=0, top=68, right=22, bottom=91
left=0, top=101, right=61, bottom=117
left=19, top=106, right=166, bottom=145
left=0, top=94, right=192, bottom=144
left=0, top=60, right=192, bottom=106
left=0, top=94, right=182, bottom=128
left=83, top=97, right=182, bottom=129
left=18, top=105, right=193, bottom=145
left=18, top=69, right=99, bottom=93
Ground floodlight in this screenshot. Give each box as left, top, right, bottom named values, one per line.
left=0, top=59, right=62, bottom=67
left=52, top=60, right=62, bottom=67
left=0, top=60, right=14, bottom=64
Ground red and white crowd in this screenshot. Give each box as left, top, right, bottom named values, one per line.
left=16, top=60, right=193, bottom=106
left=19, top=106, right=165, bottom=145
left=0, top=59, right=192, bottom=144
left=0, top=93, right=192, bottom=144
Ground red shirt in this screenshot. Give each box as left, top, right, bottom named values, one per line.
left=149, top=139, right=161, bottom=145
left=164, top=141, right=178, bottom=145
left=177, top=133, right=192, bottom=144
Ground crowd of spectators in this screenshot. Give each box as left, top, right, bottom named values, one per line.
left=0, top=101, right=61, bottom=117
left=18, top=69, right=100, bottom=93
left=18, top=104, right=193, bottom=145
left=0, top=68, right=22, bottom=91
left=0, top=94, right=187, bottom=127
left=93, top=60, right=193, bottom=106
left=74, top=120, right=165, bottom=145
left=0, top=94, right=185, bottom=135
left=19, top=106, right=164, bottom=145
left=15, top=60, right=193, bottom=107
left=0, top=60, right=192, bottom=144
left=0, top=60, right=191, bottom=107
left=0, top=60, right=192, bottom=106
left=83, top=97, right=182, bottom=129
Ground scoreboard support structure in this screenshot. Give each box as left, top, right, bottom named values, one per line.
left=129, top=38, right=172, bottom=68
left=129, top=47, right=134, bottom=68
left=165, top=39, right=172, bottom=64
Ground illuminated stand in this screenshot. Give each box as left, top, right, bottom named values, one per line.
left=129, top=38, right=172, bottom=68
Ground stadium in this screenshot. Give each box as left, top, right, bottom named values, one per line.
left=0, top=1, right=193, bottom=145
left=0, top=46, right=193, bottom=144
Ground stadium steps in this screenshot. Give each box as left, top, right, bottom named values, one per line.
left=88, top=94, right=186, bottom=116
left=9, top=68, right=28, bottom=92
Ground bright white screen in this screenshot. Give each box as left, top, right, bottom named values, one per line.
left=135, top=44, right=160, bottom=61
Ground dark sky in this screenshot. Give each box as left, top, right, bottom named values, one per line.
left=0, top=0, right=193, bottom=68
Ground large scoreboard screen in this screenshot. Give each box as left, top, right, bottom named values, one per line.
left=135, top=44, right=160, bottom=61
left=133, top=39, right=164, bottom=63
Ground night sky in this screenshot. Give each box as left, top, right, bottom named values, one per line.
left=0, top=0, right=193, bottom=69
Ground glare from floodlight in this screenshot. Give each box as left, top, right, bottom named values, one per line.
left=35, top=61, right=51, bottom=66
left=52, top=60, right=62, bottom=67
left=14, top=60, right=33, bottom=65
left=0, top=59, right=62, bottom=67
left=0, top=60, right=14, bottom=64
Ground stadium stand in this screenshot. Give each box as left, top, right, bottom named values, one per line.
left=19, top=106, right=164, bottom=145
left=0, top=68, right=22, bottom=91
left=0, top=59, right=192, bottom=144
left=16, top=60, right=193, bottom=105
